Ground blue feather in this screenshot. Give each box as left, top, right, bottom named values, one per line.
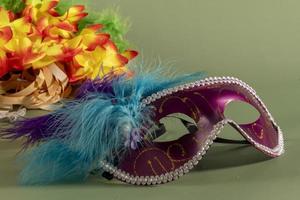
left=19, top=140, right=93, bottom=184
left=15, top=70, right=206, bottom=185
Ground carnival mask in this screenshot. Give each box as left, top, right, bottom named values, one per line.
left=1, top=72, right=284, bottom=185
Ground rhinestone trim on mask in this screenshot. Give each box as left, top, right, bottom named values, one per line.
left=99, top=76, right=284, bottom=185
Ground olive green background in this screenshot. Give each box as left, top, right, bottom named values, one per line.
left=1, top=0, right=300, bottom=199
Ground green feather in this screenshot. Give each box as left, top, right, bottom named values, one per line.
left=56, top=0, right=84, bottom=15
left=56, top=1, right=130, bottom=52
left=0, top=0, right=25, bottom=13
left=94, top=9, right=130, bottom=53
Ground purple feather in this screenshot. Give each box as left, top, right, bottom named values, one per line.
left=75, top=74, right=123, bottom=99
left=1, top=115, right=53, bottom=147
left=1, top=74, right=123, bottom=147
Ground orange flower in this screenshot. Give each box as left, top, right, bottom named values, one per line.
left=70, top=41, right=135, bottom=81
left=0, top=8, right=14, bottom=45
left=59, top=5, right=87, bottom=25
left=4, top=36, right=46, bottom=70
left=79, top=24, right=110, bottom=50
left=0, top=49, right=8, bottom=77
left=0, top=8, right=13, bottom=76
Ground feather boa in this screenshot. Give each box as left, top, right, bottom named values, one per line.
left=1, top=70, right=205, bottom=185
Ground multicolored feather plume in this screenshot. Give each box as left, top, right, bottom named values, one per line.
left=1, top=70, right=206, bottom=185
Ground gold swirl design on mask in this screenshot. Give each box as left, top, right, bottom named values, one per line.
left=193, top=92, right=223, bottom=116
left=133, top=147, right=175, bottom=176
left=147, top=160, right=158, bottom=175
left=251, top=123, right=264, bottom=139
left=158, top=96, right=200, bottom=120
left=158, top=97, right=183, bottom=113
left=182, top=97, right=201, bottom=120
left=154, top=156, right=168, bottom=172
left=167, top=143, right=186, bottom=158
left=166, top=143, right=197, bottom=162
left=147, top=156, right=168, bottom=175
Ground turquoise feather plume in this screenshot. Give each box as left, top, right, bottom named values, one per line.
left=16, top=70, right=206, bottom=185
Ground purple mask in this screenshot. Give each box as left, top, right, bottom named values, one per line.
left=1, top=74, right=284, bottom=186
left=100, top=76, right=284, bottom=185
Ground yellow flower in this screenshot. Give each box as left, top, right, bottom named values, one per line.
left=4, top=36, right=46, bottom=69
left=73, top=41, right=130, bottom=81
left=0, top=8, right=13, bottom=76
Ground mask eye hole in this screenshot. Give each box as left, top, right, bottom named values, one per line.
left=153, top=113, right=196, bottom=142
left=224, top=100, right=260, bottom=124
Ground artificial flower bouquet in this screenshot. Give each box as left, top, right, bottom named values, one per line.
left=0, top=0, right=137, bottom=111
